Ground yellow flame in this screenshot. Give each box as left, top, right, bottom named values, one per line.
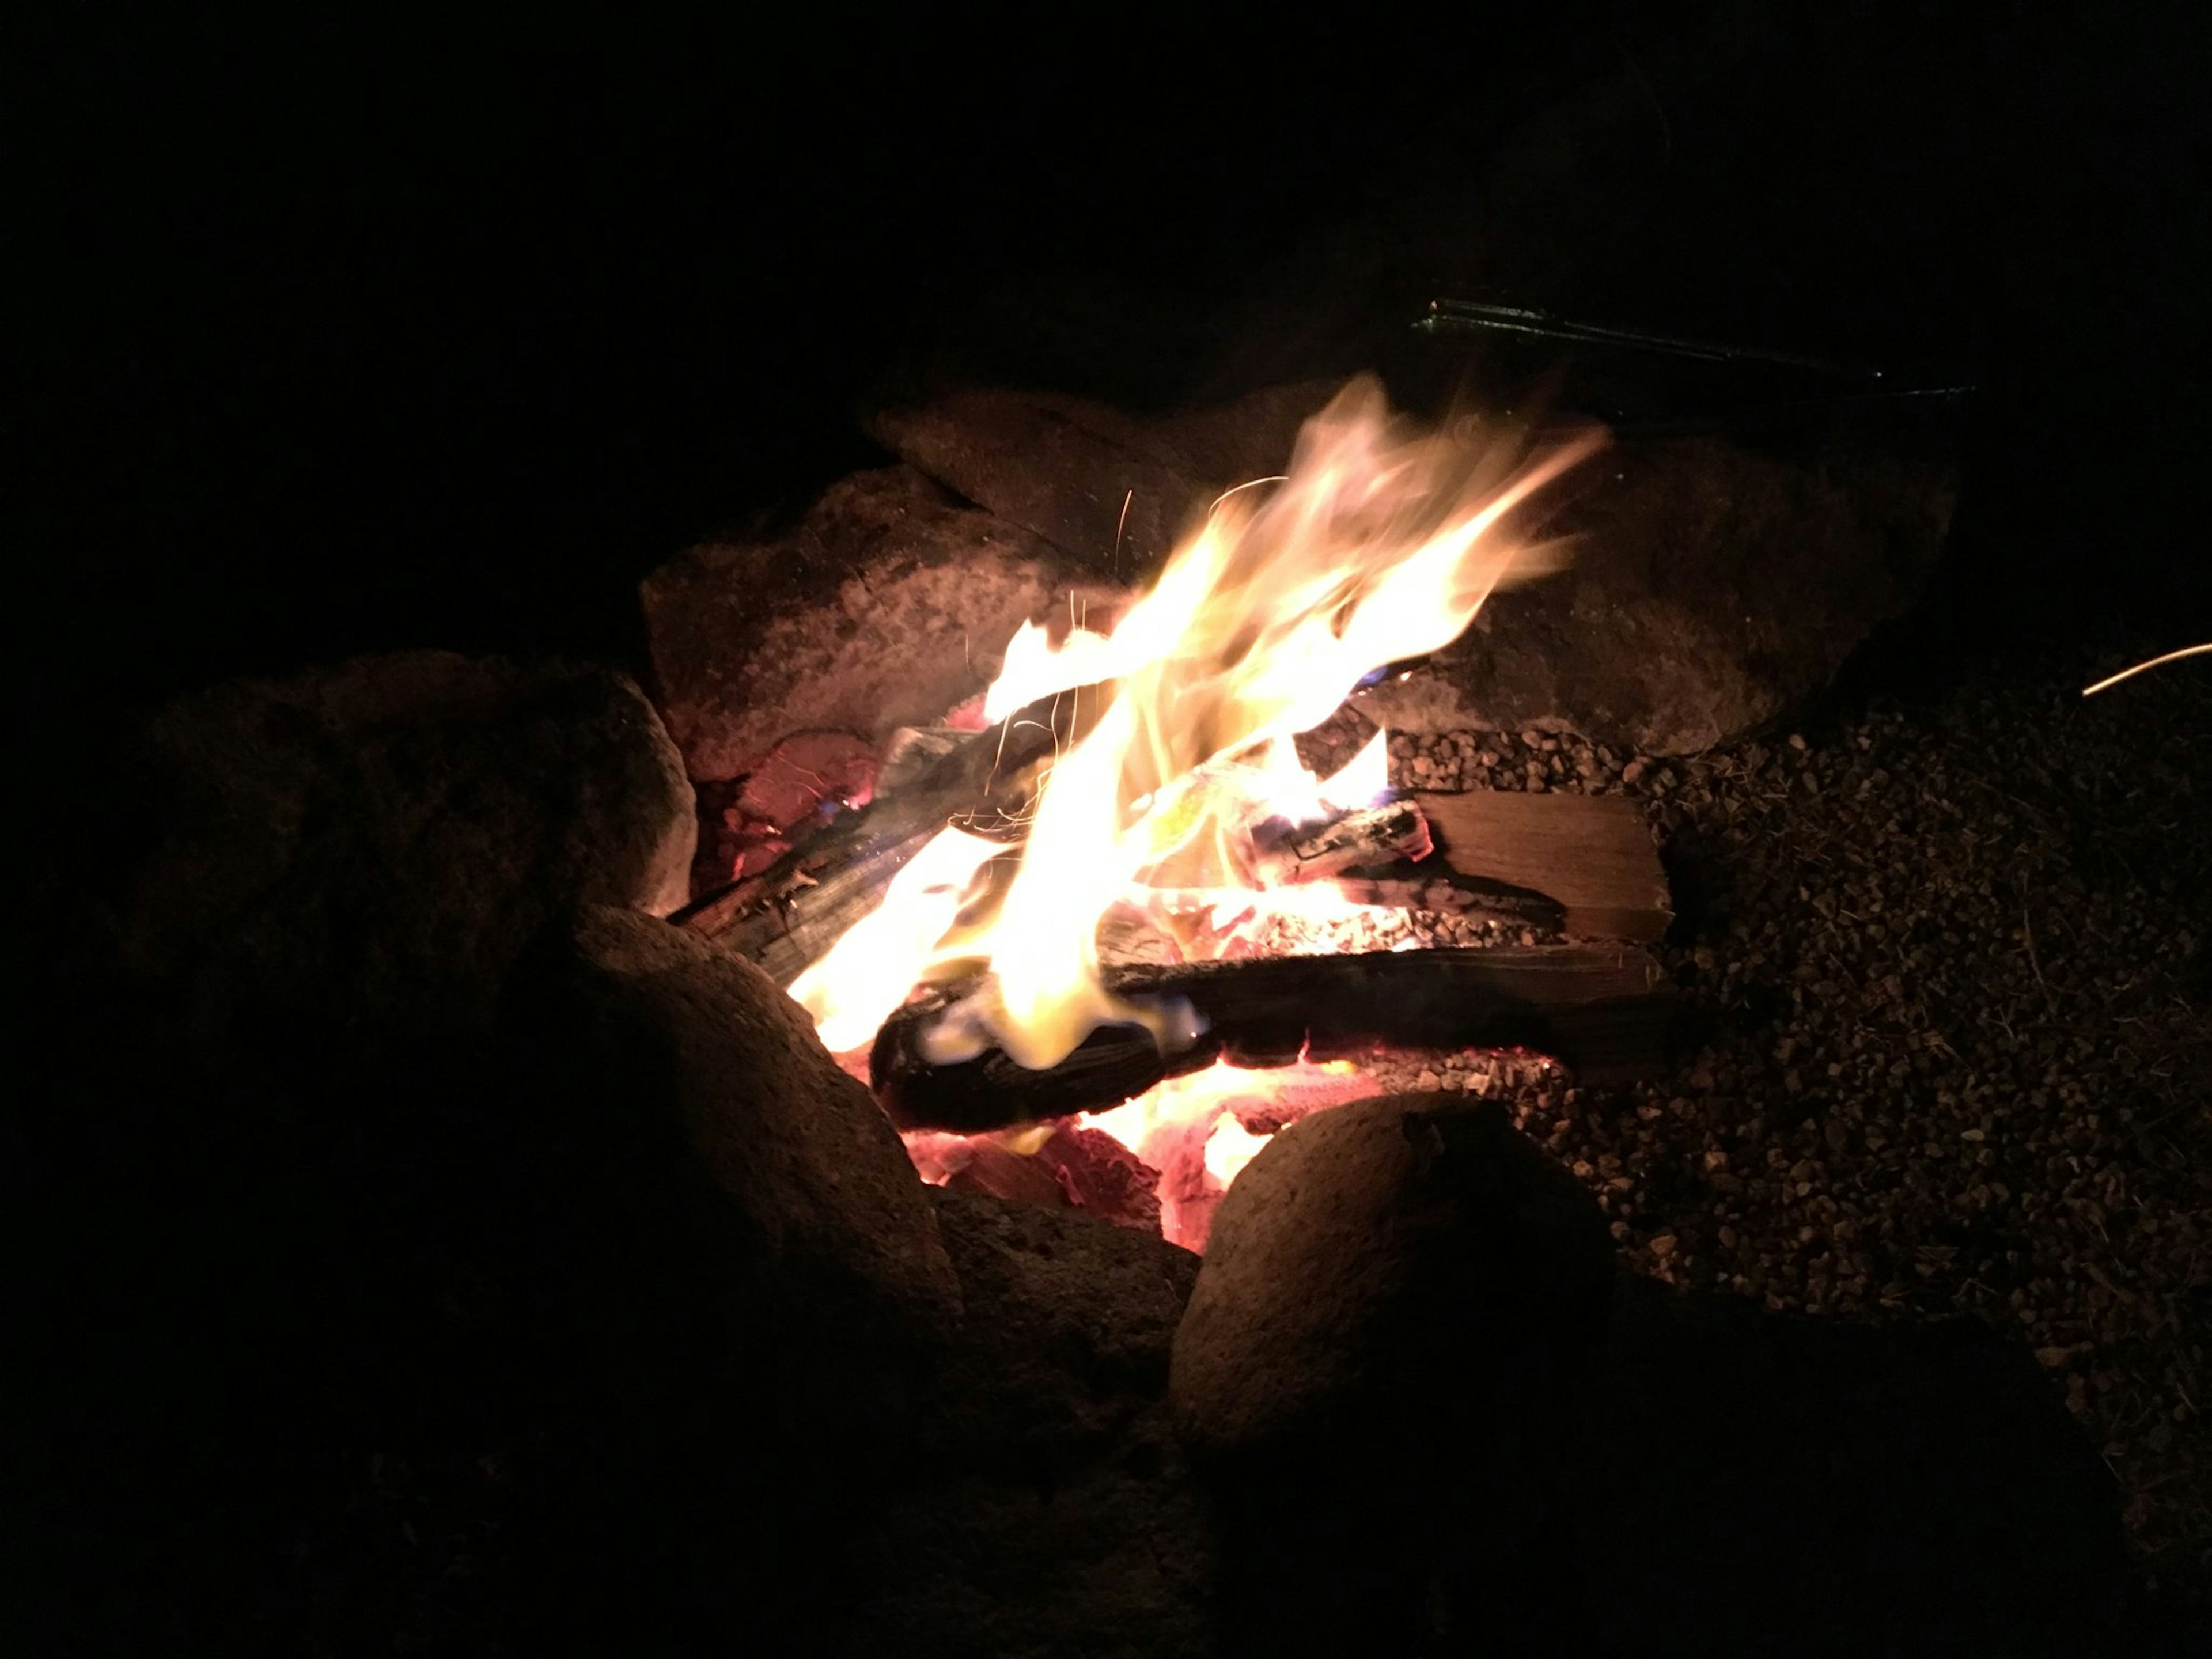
left=950, top=377, right=1597, bottom=1066
left=1201, top=1114, right=1272, bottom=1188
left=798, top=376, right=1598, bottom=1071
left=1317, top=726, right=1389, bottom=815
left=789, top=827, right=1004, bottom=1051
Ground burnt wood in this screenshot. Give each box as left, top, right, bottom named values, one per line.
left=1254, top=800, right=1433, bottom=884
left=1414, top=790, right=1672, bottom=942
left=871, top=944, right=1675, bottom=1131
left=672, top=687, right=1101, bottom=981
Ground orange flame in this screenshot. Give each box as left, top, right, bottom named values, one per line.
left=789, top=827, right=1003, bottom=1051
left=921, top=377, right=1597, bottom=1067
left=801, top=377, right=1596, bottom=1217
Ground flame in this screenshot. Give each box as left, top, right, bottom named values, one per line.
left=798, top=377, right=1597, bottom=1214
left=1081, top=1056, right=1385, bottom=1248
left=789, top=827, right=1005, bottom=1051
left=1317, top=726, right=1389, bottom=815
left=933, top=377, right=1597, bottom=1067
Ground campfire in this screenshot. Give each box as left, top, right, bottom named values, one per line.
left=676, top=378, right=1675, bottom=1248
left=79, top=350, right=2166, bottom=1658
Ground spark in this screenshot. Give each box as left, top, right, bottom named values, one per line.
left=1208, top=474, right=1290, bottom=516
left=2081, top=642, right=2212, bottom=697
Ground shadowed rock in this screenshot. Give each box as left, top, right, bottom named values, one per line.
left=1171, top=1094, right=1615, bottom=1456
left=642, top=465, right=1109, bottom=782
left=839, top=1191, right=1211, bottom=1659
left=537, top=906, right=962, bottom=1352
left=499, top=907, right=964, bottom=1644
left=95, top=649, right=695, bottom=1048
left=865, top=381, right=1339, bottom=575
left=1355, top=429, right=1955, bottom=755
left=1169, top=1093, right=2131, bottom=1657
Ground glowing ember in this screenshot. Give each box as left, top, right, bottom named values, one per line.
left=1086, top=1057, right=1382, bottom=1247
left=903, top=1057, right=1388, bottom=1251
left=798, top=377, right=1597, bottom=1244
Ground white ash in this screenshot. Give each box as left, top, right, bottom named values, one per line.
left=1248, top=906, right=1540, bottom=957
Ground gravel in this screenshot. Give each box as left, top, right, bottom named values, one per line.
left=1350, top=649, right=2210, bottom=1608
left=1298, top=703, right=1638, bottom=800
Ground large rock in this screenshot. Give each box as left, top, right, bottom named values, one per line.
left=923, top=1187, right=1198, bottom=1461
left=539, top=905, right=961, bottom=1347
left=96, top=650, right=695, bottom=1048
left=865, top=380, right=1339, bottom=574
left=646, top=381, right=1338, bottom=790
left=1353, top=430, right=1956, bottom=755
left=1173, top=1105, right=2127, bottom=1656
left=482, top=907, right=964, bottom=1649
left=1171, top=1094, right=1614, bottom=1457
left=839, top=1191, right=1211, bottom=1659
left=874, top=380, right=1953, bottom=758
left=641, top=465, right=1098, bottom=782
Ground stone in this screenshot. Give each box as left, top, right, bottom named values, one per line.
left=734, top=729, right=879, bottom=830
left=921, top=1187, right=1199, bottom=1461
left=1351, top=431, right=1955, bottom=756
left=872, top=380, right=1950, bottom=759
left=836, top=1190, right=1211, bottom=1658
left=536, top=905, right=961, bottom=1352
left=494, top=907, right=964, bottom=1646
left=641, top=465, right=1105, bottom=782
left=865, top=379, right=1340, bottom=575
left=1170, top=1094, right=1615, bottom=1456
left=96, top=650, right=695, bottom=1049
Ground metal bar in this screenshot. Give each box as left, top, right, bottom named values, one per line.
left=1414, top=297, right=1888, bottom=382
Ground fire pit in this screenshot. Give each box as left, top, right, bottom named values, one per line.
left=666, top=378, right=1685, bottom=1248
left=53, top=369, right=2172, bottom=1658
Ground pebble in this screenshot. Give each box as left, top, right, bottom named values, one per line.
left=1290, top=660, right=2212, bottom=1582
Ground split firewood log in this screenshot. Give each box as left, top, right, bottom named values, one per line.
left=872, top=944, right=1675, bottom=1132
left=672, top=685, right=1104, bottom=982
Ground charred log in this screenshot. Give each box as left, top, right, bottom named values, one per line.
left=671, top=688, right=1100, bottom=981
left=872, top=945, right=1675, bottom=1132
left=1253, top=800, right=1433, bottom=884
left=680, top=740, right=1671, bottom=988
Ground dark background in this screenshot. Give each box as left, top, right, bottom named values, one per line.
left=16, top=2, right=2210, bottom=747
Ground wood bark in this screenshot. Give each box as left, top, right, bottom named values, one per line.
left=870, top=944, right=1675, bottom=1131
left=672, top=687, right=1099, bottom=983
left=1413, top=790, right=1672, bottom=942
left=679, top=725, right=1668, bottom=993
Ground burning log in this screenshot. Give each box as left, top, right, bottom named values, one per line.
left=1414, top=790, right=1671, bottom=943
left=671, top=687, right=1099, bottom=983
left=684, top=772, right=1663, bottom=981
left=1253, top=800, right=1431, bottom=884
left=871, top=944, right=1675, bottom=1132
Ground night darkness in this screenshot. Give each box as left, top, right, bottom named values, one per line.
left=13, top=3, right=2212, bottom=1653
left=22, top=5, right=2206, bottom=722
